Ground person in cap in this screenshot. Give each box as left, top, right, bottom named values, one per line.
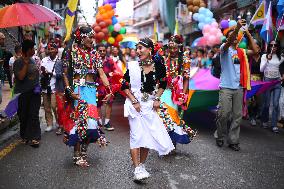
left=121, top=37, right=174, bottom=181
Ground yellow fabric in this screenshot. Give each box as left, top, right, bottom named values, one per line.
left=64, top=0, right=79, bottom=42
left=165, top=104, right=180, bottom=125
left=186, top=90, right=195, bottom=107
left=251, top=1, right=266, bottom=25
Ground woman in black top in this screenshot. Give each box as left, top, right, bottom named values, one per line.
left=121, top=38, right=174, bottom=181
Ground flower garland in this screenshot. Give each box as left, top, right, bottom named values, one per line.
left=71, top=100, right=88, bottom=140
left=158, top=102, right=197, bottom=140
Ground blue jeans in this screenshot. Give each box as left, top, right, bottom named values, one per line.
left=261, top=77, right=281, bottom=128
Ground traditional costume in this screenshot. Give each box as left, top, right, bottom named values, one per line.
left=159, top=35, right=196, bottom=145
left=122, top=49, right=174, bottom=156
left=62, top=27, right=109, bottom=166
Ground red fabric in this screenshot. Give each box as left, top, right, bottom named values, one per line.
left=55, top=93, right=75, bottom=133
left=237, top=48, right=251, bottom=90
left=88, top=104, right=99, bottom=119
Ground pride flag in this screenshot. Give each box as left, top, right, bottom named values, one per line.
left=251, top=0, right=266, bottom=26
left=260, top=1, right=274, bottom=43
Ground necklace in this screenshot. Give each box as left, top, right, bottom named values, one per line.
left=140, top=62, right=157, bottom=102
left=139, top=58, right=153, bottom=66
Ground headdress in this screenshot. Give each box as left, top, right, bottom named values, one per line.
left=73, top=26, right=95, bottom=44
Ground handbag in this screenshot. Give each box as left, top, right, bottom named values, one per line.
left=40, top=61, right=56, bottom=94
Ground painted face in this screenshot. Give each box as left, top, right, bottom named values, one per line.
left=168, top=41, right=178, bottom=56
left=98, top=46, right=106, bottom=58
left=82, top=34, right=94, bottom=49
left=136, top=44, right=150, bottom=61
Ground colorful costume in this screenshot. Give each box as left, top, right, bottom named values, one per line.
left=63, top=45, right=107, bottom=147
left=158, top=36, right=196, bottom=145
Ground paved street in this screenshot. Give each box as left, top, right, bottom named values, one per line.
left=0, top=98, right=284, bottom=189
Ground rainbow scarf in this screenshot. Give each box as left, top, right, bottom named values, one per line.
left=237, top=48, right=251, bottom=90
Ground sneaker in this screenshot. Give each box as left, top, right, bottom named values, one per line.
left=250, top=119, right=257, bottom=126
left=272, top=127, right=279, bottom=133
left=262, top=122, right=269, bottom=129
left=133, top=166, right=145, bottom=181
left=104, top=122, right=114, bottom=131
left=216, top=139, right=224, bottom=147
left=139, top=164, right=150, bottom=179
left=228, top=144, right=240, bottom=151
left=45, top=126, right=53, bottom=132
left=56, top=127, right=63, bottom=135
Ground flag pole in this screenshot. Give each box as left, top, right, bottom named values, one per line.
left=270, top=12, right=284, bottom=54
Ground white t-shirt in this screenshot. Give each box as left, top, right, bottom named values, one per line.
left=41, top=56, right=58, bottom=93
left=260, top=54, right=284, bottom=79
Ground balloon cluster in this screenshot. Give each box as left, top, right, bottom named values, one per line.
left=192, top=7, right=216, bottom=30
left=201, top=22, right=223, bottom=46
left=186, top=0, right=206, bottom=13
left=102, top=0, right=119, bottom=9
left=92, top=4, right=126, bottom=46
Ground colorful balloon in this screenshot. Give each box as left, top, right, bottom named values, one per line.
left=108, top=37, right=115, bottom=44
left=116, top=34, right=123, bottom=42
left=112, top=16, right=118, bottom=25
left=238, top=41, right=247, bottom=49
left=229, top=20, right=237, bottom=27
left=220, top=20, right=229, bottom=29
left=108, top=25, right=114, bottom=32
left=99, top=21, right=107, bottom=28
left=114, top=23, right=121, bottom=32
left=119, top=27, right=126, bottom=34
left=94, top=25, right=102, bottom=33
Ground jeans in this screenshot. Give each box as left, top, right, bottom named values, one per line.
left=216, top=88, right=243, bottom=144
left=261, top=77, right=281, bottom=128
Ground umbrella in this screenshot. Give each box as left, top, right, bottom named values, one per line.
left=120, top=36, right=138, bottom=49
left=0, top=3, right=63, bottom=28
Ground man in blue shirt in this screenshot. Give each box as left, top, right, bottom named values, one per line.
left=215, top=19, right=258, bottom=151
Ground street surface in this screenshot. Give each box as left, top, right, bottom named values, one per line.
left=0, top=97, right=284, bottom=189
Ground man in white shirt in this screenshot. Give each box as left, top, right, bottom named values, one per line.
left=41, top=42, right=59, bottom=132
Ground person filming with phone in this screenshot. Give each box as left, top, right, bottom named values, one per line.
left=215, top=19, right=259, bottom=151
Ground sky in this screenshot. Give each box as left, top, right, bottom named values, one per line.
left=79, top=0, right=134, bottom=24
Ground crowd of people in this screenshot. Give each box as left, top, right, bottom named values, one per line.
left=0, top=19, right=284, bottom=181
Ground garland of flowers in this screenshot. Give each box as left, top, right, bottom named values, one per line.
left=158, top=102, right=197, bottom=140
left=71, top=100, right=88, bottom=140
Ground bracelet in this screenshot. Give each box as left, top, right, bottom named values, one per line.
left=154, top=96, right=161, bottom=101
left=131, top=99, right=138, bottom=104
left=105, top=85, right=113, bottom=94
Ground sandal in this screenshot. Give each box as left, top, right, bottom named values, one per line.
left=20, top=139, right=29, bottom=144
left=30, top=140, right=40, bottom=148
left=73, top=156, right=89, bottom=167
left=56, top=127, right=63, bottom=135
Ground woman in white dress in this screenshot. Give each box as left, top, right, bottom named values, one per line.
left=121, top=38, right=175, bottom=181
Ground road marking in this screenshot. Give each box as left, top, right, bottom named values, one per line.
left=0, top=140, right=20, bottom=160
